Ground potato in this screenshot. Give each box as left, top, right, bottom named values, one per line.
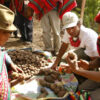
left=40, top=88, right=48, bottom=95
left=37, top=93, right=47, bottom=99
left=57, top=91, right=66, bottom=97
left=50, top=84, right=57, bottom=90
left=44, top=76, right=55, bottom=83
left=39, top=79, right=47, bottom=87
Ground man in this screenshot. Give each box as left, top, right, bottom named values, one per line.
left=13, top=0, right=34, bottom=43
left=52, top=12, right=99, bottom=70
left=28, top=0, right=77, bottom=55
left=0, top=4, right=23, bottom=100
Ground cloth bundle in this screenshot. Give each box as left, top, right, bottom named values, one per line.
left=28, top=0, right=77, bottom=19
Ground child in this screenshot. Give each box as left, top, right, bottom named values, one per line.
left=0, top=4, right=23, bottom=100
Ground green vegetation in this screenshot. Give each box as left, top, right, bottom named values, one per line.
left=74, top=0, right=100, bottom=33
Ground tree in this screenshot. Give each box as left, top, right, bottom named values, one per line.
left=74, top=0, right=100, bottom=32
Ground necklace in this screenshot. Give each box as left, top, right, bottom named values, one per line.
left=69, top=37, right=81, bottom=47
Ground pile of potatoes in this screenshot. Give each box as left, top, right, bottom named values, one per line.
left=38, top=69, right=68, bottom=98
left=8, top=50, right=49, bottom=76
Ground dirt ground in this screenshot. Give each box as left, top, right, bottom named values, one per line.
left=5, top=17, right=44, bottom=50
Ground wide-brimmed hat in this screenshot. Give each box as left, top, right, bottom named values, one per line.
left=62, top=12, right=79, bottom=29
left=0, top=4, right=17, bottom=32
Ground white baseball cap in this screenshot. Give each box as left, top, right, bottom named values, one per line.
left=62, top=12, right=79, bottom=29
left=0, top=4, right=17, bottom=32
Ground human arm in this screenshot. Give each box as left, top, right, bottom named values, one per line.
left=51, top=42, right=69, bottom=70
left=73, top=69, right=100, bottom=82
left=78, top=56, right=100, bottom=70
left=10, top=74, right=25, bottom=87
left=66, top=53, right=100, bottom=82
left=6, top=53, right=23, bottom=73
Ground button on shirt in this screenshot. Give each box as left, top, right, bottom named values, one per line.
left=62, top=25, right=99, bottom=57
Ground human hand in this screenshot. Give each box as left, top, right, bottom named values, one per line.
left=78, top=59, right=89, bottom=70
left=66, top=53, right=78, bottom=72
left=17, top=74, right=25, bottom=81
left=89, top=57, right=100, bottom=69
left=66, top=51, right=77, bottom=62
left=11, top=63, right=24, bottom=73
left=51, top=62, right=58, bottom=70
left=59, top=65, right=72, bottom=73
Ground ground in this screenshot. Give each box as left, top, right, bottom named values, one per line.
left=5, top=17, right=44, bottom=50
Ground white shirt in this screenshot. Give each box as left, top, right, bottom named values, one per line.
left=62, top=25, right=99, bottom=57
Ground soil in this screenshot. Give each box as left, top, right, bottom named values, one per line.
left=5, top=17, right=44, bottom=50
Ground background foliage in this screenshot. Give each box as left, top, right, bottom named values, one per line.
left=74, top=0, right=100, bottom=33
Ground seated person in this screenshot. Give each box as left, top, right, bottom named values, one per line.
left=65, top=52, right=100, bottom=100
left=51, top=12, right=99, bottom=70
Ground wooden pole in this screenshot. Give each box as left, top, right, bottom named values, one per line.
left=80, top=0, right=86, bottom=24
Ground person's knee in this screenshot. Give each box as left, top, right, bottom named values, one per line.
left=90, top=89, right=100, bottom=100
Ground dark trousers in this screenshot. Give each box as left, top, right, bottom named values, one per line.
left=15, top=11, right=33, bottom=42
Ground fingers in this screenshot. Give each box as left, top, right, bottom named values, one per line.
left=16, top=67, right=24, bottom=73
left=80, top=59, right=89, bottom=64
left=13, top=67, right=18, bottom=72
left=66, top=56, right=72, bottom=65
left=64, top=67, right=72, bottom=73
left=67, top=52, right=77, bottom=61
left=18, top=68, right=24, bottom=73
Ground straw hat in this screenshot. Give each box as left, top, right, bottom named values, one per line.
left=0, top=4, right=17, bottom=32
left=62, top=12, right=79, bottom=29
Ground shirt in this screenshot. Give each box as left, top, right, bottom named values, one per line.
left=62, top=25, right=99, bottom=57
left=0, top=47, right=12, bottom=66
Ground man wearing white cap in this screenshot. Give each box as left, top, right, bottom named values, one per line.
left=51, top=12, right=99, bottom=72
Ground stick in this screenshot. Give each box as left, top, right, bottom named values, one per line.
left=80, top=0, right=86, bottom=24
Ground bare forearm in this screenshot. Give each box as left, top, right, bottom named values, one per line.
left=10, top=79, right=20, bottom=87
left=74, top=69, right=100, bottom=82
left=55, top=42, right=69, bottom=64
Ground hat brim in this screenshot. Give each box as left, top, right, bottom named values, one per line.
left=0, top=24, right=17, bottom=32
left=62, top=22, right=77, bottom=29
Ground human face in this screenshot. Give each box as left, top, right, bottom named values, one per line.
left=0, top=30, right=11, bottom=46
left=66, top=25, right=80, bottom=37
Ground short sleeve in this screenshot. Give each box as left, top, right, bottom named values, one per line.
left=5, top=53, right=13, bottom=66
left=84, top=33, right=99, bottom=57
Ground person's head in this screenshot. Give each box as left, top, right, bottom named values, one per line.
left=95, top=11, right=100, bottom=33
left=62, top=12, right=81, bottom=37
left=0, top=4, right=17, bottom=46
